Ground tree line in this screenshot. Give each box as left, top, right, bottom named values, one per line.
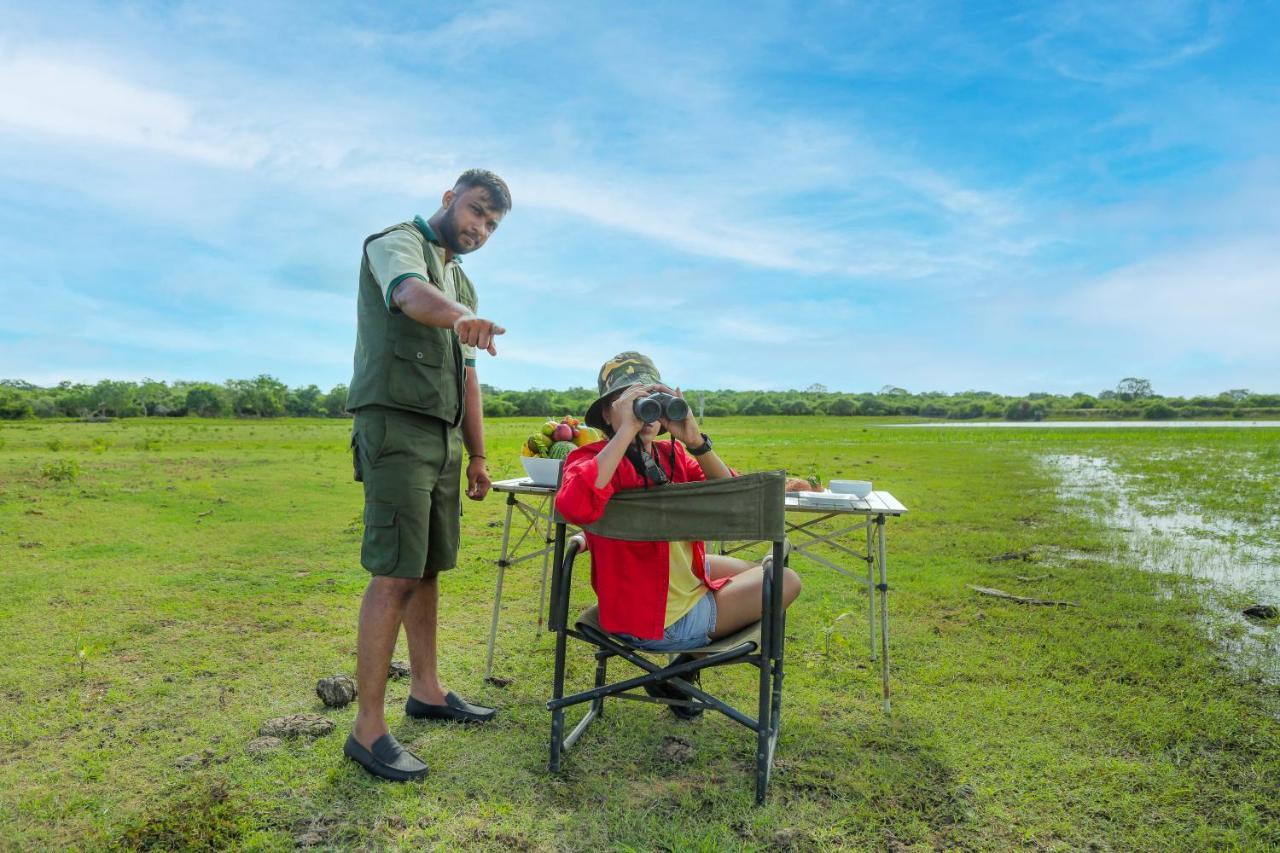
left=1, top=376, right=1277, bottom=422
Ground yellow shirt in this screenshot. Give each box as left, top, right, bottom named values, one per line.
left=665, top=541, right=707, bottom=627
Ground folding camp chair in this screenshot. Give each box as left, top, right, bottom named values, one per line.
left=546, top=471, right=788, bottom=804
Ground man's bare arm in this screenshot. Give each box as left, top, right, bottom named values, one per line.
left=391, top=277, right=505, bottom=355
left=460, top=366, right=491, bottom=499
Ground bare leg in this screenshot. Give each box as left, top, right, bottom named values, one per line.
left=709, top=564, right=801, bottom=638
left=402, top=575, right=448, bottom=705
left=707, top=554, right=757, bottom=581
left=352, top=576, right=418, bottom=749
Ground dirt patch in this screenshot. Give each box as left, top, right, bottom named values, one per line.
left=258, top=713, right=334, bottom=739
left=658, top=735, right=694, bottom=764
left=245, top=736, right=281, bottom=756
left=315, top=675, right=356, bottom=708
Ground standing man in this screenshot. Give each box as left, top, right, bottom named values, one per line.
left=343, top=169, right=511, bottom=781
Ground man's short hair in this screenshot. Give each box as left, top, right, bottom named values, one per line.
left=454, top=169, right=512, bottom=212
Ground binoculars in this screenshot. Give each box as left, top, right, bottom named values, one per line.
left=633, top=391, right=689, bottom=424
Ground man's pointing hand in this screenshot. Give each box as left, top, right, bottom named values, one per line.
left=453, top=314, right=505, bottom=356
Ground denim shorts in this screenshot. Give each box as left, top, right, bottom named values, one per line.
left=620, top=591, right=717, bottom=652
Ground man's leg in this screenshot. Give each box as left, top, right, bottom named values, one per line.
left=352, top=575, right=418, bottom=749
left=402, top=575, right=447, bottom=705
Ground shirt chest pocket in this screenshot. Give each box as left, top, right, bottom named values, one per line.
left=387, top=336, right=448, bottom=409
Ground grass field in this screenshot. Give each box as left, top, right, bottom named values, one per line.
left=1, top=417, right=1277, bottom=850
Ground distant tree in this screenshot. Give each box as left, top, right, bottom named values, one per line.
left=804, top=383, right=828, bottom=394
left=1116, top=377, right=1154, bottom=401
left=91, top=380, right=142, bottom=417
left=780, top=399, right=813, bottom=416
left=286, top=384, right=326, bottom=417
left=483, top=397, right=517, bottom=417
left=185, top=384, right=228, bottom=417
left=228, top=375, right=288, bottom=417
left=0, top=387, right=33, bottom=419
left=858, top=396, right=889, bottom=416
left=879, top=385, right=908, bottom=395
left=741, top=396, right=779, bottom=416
left=137, top=378, right=181, bottom=416
left=827, top=397, right=858, bottom=416
left=1005, top=400, right=1044, bottom=421
left=1144, top=402, right=1176, bottom=420
left=1224, top=389, right=1250, bottom=402
left=323, top=385, right=349, bottom=418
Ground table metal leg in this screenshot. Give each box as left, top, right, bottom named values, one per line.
left=877, top=513, right=890, bottom=713
left=484, top=494, right=517, bottom=680
left=536, top=497, right=553, bottom=638
left=866, top=518, right=876, bottom=661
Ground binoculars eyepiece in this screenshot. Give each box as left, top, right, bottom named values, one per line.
left=633, top=391, right=689, bottom=424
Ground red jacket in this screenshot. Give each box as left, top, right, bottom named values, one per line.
left=555, top=439, right=729, bottom=640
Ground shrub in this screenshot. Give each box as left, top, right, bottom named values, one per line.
left=42, top=458, right=81, bottom=482
left=741, top=397, right=779, bottom=416
left=826, top=397, right=858, bottom=416
left=1005, top=401, right=1044, bottom=421
left=136, top=437, right=162, bottom=452
left=46, top=438, right=65, bottom=451
left=1144, top=402, right=1176, bottom=420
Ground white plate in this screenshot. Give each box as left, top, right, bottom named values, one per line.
left=790, top=490, right=867, bottom=504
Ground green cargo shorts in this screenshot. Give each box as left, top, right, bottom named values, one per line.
left=351, top=406, right=463, bottom=579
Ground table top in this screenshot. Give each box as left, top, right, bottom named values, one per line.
left=785, top=490, right=907, bottom=516
left=493, top=478, right=907, bottom=515
left=492, top=477, right=559, bottom=495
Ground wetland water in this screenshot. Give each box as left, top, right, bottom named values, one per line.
left=1045, top=452, right=1279, bottom=683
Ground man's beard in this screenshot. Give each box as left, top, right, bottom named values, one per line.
left=437, top=204, right=471, bottom=254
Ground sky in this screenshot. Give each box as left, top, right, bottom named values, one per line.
left=1, top=0, right=1278, bottom=397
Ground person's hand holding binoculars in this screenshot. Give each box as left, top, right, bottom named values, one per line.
left=647, top=383, right=702, bottom=448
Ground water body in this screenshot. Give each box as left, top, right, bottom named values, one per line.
left=1045, top=453, right=1279, bottom=684
left=887, top=420, right=1280, bottom=429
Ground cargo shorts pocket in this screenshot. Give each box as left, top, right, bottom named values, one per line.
left=360, top=503, right=399, bottom=574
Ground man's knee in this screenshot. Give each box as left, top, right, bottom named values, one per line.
left=782, top=567, right=802, bottom=602
left=368, top=574, right=420, bottom=603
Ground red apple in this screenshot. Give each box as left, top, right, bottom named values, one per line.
left=552, top=423, right=573, bottom=443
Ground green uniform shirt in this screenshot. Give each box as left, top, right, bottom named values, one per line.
left=345, top=217, right=478, bottom=424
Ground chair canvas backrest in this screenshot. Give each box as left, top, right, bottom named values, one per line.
left=563, top=471, right=786, bottom=542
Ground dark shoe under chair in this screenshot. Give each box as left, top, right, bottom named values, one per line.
left=343, top=733, right=428, bottom=782
left=642, top=654, right=704, bottom=720
left=405, top=692, right=497, bottom=723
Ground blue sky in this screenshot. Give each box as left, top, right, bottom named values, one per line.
left=1, top=0, right=1277, bottom=396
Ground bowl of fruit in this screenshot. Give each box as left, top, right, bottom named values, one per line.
left=520, top=416, right=602, bottom=486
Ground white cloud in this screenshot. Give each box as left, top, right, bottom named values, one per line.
left=0, top=52, right=267, bottom=167
left=1061, top=239, right=1280, bottom=360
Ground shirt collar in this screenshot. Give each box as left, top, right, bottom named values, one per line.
left=412, top=215, right=462, bottom=264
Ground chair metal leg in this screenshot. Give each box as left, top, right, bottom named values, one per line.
left=756, top=544, right=778, bottom=805
left=548, top=524, right=569, bottom=773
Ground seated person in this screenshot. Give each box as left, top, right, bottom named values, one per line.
left=555, top=352, right=801, bottom=715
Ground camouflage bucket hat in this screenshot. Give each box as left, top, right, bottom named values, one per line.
left=584, top=351, right=663, bottom=431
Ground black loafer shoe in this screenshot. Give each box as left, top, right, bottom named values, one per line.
left=405, top=691, right=497, bottom=724
left=644, top=656, right=704, bottom=720
left=344, top=733, right=428, bottom=782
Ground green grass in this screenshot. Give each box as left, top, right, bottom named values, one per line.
left=1, top=417, right=1277, bottom=850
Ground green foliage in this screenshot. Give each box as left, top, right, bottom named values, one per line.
left=41, top=458, right=80, bottom=482
left=0, top=387, right=34, bottom=419
left=0, top=376, right=1278, bottom=423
